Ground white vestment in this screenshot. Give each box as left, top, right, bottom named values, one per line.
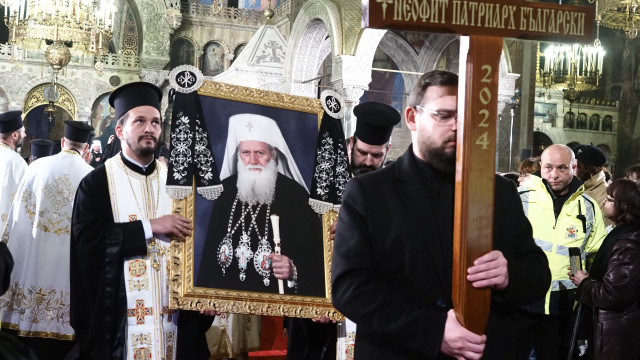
left=337, top=319, right=356, bottom=360
left=0, top=143, right=26, bottom=230
left=206, top=313, right=261, bottom=359
left=105, top=156, right=177, bottom=360
left=0, top=150, right=92, bottom=338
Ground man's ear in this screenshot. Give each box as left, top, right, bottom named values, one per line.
left=405, top=107, right=417, bottom=131
left=115, top=124, right=124, bottom=140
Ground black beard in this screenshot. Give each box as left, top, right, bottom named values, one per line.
left=127, top=135, right=157, bottom=158
left=351, top=156, right=377, bottom=177
left=425, top=146, right=456, bottom=174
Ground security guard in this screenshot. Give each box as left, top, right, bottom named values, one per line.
left=515, top=144, right=606, bottom=360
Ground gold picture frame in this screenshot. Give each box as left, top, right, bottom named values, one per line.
left=169, top=80, right=344, bottom=320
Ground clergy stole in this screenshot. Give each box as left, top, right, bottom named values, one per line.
left=105, top=157, right=176, bottom=360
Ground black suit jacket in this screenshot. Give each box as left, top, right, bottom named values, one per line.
left=331, top=146, right=551, bottom=359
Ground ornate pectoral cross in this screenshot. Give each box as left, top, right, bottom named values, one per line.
left=148, top=238, right=165, bottom=271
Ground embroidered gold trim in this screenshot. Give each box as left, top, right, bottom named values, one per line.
left=0, top=283, right=71, bottom=335
left=0, top=322, right=74, bottom=340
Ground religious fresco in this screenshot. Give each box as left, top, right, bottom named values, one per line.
left=239, top=0, right=281, bottom=10
left=170, top=38, right=196, bottom=69
left=202, top=41, right=225, bottom=77
left=89, top=93, right=117, bottom=148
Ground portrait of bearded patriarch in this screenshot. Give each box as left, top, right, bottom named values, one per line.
left=197, top=113, right=325, bottom=297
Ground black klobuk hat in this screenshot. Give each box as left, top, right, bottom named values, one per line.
left=108, top=82, right=162, bottom=121
left=353, top=102, right=401, bottom=145
left=30, top=139, right=54, bottom=158
left=64, top=120, right=94, bottom=143
left=0, top=111, right=24, bottom=133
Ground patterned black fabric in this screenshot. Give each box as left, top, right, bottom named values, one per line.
left=308, top=112, right=350, bottom=214
left=166, top=91, right=222, bottom=200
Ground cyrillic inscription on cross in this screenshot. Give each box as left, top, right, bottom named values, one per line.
left=362, top=0, right=595, bottom=335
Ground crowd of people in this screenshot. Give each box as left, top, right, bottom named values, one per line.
left=0, top=72, right=639, bottom=360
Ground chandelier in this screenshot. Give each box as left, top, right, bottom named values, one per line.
left=2, top=0, right=116, bottom=71
left=541, top=43, right=606, bottom=93
left=594, top=0, right=640, bottom=39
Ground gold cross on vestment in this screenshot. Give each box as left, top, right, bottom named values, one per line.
left=147, top=238, right=165, bottom=271
left=129, top=259, right=147, bottom=277
left=127, top=299, right=153, bottom=325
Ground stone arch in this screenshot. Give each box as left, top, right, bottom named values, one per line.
left=22, top=83, right=77, bottom=120
left=286, top=19, right=330, bottom=96
left=170, top=36, right=198, bottom=68
left=18, top=79, right=83, bottom=118
left=284, top=0, right=342, bottom=96
left=418, top=34, right=459, bottom=72
left=376, top=31, right=421, bottom=92
left=533, top=130, right=556, bottom=156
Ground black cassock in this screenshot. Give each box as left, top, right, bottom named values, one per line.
left=70, top=153, right=212, bottom=360
left=197, top=173, right=325, bottom=297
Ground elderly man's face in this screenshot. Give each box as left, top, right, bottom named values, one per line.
left=238, top=140, right=273, bottom=170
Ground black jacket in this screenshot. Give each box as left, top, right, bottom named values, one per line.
left=331, top=146, right=551, bottom=359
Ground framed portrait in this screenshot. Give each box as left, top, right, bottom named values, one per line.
left=170, top=81, right=343, bottom=320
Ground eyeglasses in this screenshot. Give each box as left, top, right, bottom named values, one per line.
left=414, top=105, right=457, bottom=126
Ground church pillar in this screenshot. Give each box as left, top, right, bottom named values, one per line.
left=330, top=55, right=370, bottom=138
left=134, top=0, right=180, bottom=70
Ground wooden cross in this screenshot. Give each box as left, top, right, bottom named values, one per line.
left=363, top=0, right=594, bottom=334
left=127, top=299, right=153, bottom=325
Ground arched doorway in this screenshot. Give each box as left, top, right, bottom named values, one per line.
left=533, top=131, right=553, bottom=157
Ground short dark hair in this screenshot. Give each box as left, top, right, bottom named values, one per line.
left=407, top=70, right=458, bottom=108
left=625, top=163, right=640, bottom=179
left=607, top=179, right=640, bottom=224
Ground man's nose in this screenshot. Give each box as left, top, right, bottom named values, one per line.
left=249, top=153, right=259, bottom=164
left=363, top=155, right=374, bottom=166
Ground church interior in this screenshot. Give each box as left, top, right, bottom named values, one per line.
left=1, top=0, right=638, bottom=178
left=1, top=0, right=640, bottom=358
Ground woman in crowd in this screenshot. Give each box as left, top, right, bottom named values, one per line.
left=568, top=179, right=640, bottom=359
left=517, top=156, right=540, bottom=186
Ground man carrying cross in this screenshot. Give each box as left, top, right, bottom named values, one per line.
left=331, top=70, right=551, bottom=359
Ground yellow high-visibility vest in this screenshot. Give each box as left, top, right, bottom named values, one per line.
left=519, top=176, right=607, bottom=314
